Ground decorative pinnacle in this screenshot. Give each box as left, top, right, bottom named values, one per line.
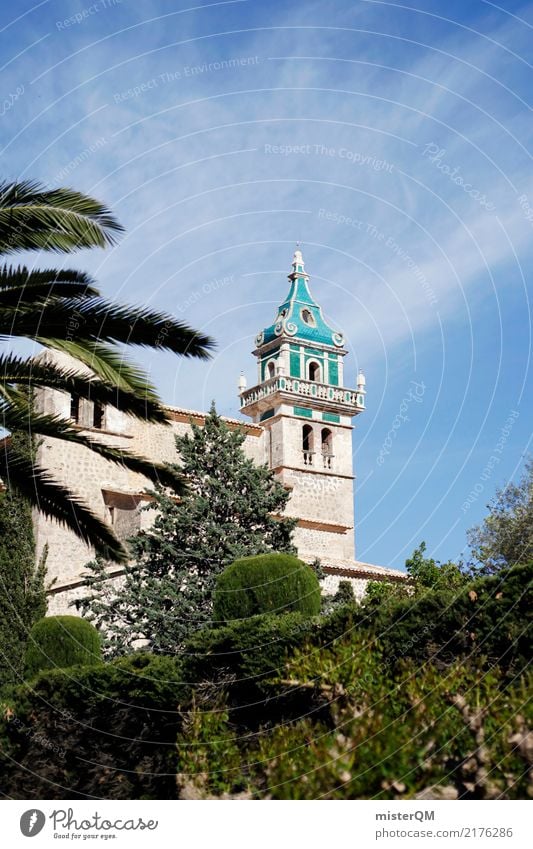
left=292, top=245, right=305, bottom=271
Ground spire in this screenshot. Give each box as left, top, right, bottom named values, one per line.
left=290, top=245, right=307, bottom=278
left=254, top=248, right=345, bottom=349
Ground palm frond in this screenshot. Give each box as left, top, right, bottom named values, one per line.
left=0, top=179, right=123, bottom=254
left=1, top=401, right=185, bottom=494
left=0, top=265, right=99, bottom=303
left=1, top=296, right=213, bottom=358
left=0, top=446, right=127, bottom=562
left=0, top=353, right=170, bottom=423
left=38, top=340, right=164, bottom=398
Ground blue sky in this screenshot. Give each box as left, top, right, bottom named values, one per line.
left=2, top=0, right=532, bottom=569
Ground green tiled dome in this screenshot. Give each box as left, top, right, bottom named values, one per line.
left=255, top=250, right=345, bottom=349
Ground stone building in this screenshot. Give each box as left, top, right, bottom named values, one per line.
left=34, top=249, right=405, bottom=613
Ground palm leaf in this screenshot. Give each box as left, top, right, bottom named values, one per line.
left=38, top=340, right=165, bottom=398
left=1, top=400, right=186, bottom=494
left=0, top=265, right=99, bottom=303
left=0, top=446, right=127, bottom=562
left=1, top=297, right=213, bottom=358
left=0, top=179, right=123, bottom=254
left=0, top=353, right=170, bottom=423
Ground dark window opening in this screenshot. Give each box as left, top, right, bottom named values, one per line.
left=308, top=361, right=320, bottom=382
left=93, top=401, right=105, bottom=429
left=302, top=424, right=314, bottom=466
left=321, top=428, right=333, bottom=468
left=70, top=393, right=80, bottom=423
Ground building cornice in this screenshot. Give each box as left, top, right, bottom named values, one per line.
left=163, top=406, right=263, bottom=436
left=260, top=411, right=354, bottom=430
left=323, top=562, right=408, bottom=582
left=271, top=464, right=355, bottom=480
left=297, top=518, right=352, bottom=534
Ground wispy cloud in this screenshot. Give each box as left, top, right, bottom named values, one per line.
left=1, top=0, right=532, bottom=566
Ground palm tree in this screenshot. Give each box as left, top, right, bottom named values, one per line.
left=0, top=179, right=213, bottom=562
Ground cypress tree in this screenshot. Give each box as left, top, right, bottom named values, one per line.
left=0, top=430, right=47, bottom=690
left=79, top=404, right=297, bottom=655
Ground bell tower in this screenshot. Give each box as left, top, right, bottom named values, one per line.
left=239, top=249, right=366, bottom=567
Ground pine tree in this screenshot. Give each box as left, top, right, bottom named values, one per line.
left=78, top=404, right=297, bottom=655
left=0, top=431, right=47, bottom=690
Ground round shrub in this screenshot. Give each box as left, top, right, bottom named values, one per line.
left=213, top=553, right=321, bottom=622
left=24, top=615, right=102, bottom=679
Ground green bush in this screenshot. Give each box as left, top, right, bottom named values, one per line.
left=213, top=553, right=321, bottom=623
left=184, top=603, right=364, bottom=714
left=244, top=644, right=531, bottom=799
left=185, top=611, right=311, bottom=694
left=24, top=615, right=102, bottom=678
left=370, top=561, right=532, bottom=672
left=0, top=653, right=189, bottom=799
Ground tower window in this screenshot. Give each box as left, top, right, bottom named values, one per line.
left=302, top=424, right=314, bottom=466
left=321, top=428, right=333, bottom=469
left=301, top=308, right=316, bottom=326
left=267, top=360, right=276, bottom=379
left=308, top=361, right=321, bottom=382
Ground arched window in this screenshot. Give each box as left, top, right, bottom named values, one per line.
left=321, top=428, right=333, bottom=468
left=302, top=424, right=314, bottom=466
left=267, top=360, right=276, bottom=379
left=308, top=361, right=320, bottom=382
left=301, top=308, right=315, bottom=326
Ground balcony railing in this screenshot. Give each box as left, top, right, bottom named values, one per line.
left=322, top=451, right=334, bottom=469
left=240, top=375, right=364, bottom=409
left=302, top=450, right=335, bottom=469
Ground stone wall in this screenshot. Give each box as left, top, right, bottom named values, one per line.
left=321, top=573, right=370, bottom=602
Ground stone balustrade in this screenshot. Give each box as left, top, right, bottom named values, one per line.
left=240, top=375, right=364, bottom=409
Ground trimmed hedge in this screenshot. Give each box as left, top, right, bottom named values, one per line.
left=184, top=603, right=363, bottom=711
left=213, top=553, right=321, bottom=622
left=24, top=616, right=102, bottom=679
left=0, top=653, right=188, bottom=799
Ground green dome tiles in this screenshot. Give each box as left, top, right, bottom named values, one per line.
left=255, top=249, right=345, bottom=349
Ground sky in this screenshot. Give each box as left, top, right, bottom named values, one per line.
left=1, top=0, right=532, bottom=570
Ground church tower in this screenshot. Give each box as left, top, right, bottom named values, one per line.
left=239, top=249, right=366, bottom=568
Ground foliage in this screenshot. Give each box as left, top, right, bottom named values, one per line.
left=363, top=543, right=466, bottom=612
left=0, top=178, right=212, bottom=561
left=322, top=578, right=357, bottom=614
left=468, top=457, right=533, bottom=574
left=370, top=562, right=532, bottom=674
left=405, top=541, right=466, bottom=593
left=332, top=579, right=356, bottom=605
left=184, top=604, right=365, bottom=707
left=176, top=697, right=247, bottom=798
left=0, top=432, right=46, bottom=691
left=24, top=616, right=102, bottom=679
left=0, top=652, right=188, bottom=799
left=1, top=581, right=530, bottom=799
left=244, top=644, right=531, bottom=800
left=185, top=611, right=312, bottom=697
left=213, top=553, right=321, bottom=623
left=78, top=405, right=297, bottom=655
left=308, top=557, right=325, bottom=581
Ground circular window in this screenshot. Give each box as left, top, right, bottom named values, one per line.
left=301, top=308, right=316, bottom=326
